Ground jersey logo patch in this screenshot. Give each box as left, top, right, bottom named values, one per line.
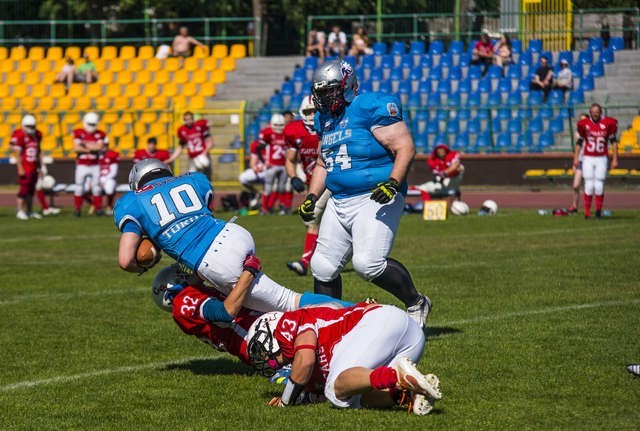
left=387, top=102, right=399, bottom=117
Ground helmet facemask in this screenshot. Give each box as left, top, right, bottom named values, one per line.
left=312, top=81, right=345, bottom=117
left=247, top=316, right=282, bottom=377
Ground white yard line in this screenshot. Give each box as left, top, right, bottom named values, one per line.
left=2, top=298, right=638, bottom=393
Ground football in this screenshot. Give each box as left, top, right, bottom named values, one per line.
left=450, top=200, right=470, bottom=215
left=136, top=238, right=160, bottom=268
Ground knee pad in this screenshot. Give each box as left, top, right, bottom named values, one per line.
left=594, top=179, right=604, bottom=195
left=310, top=253, right=342, bottom=282
left=584, top=179, right=595, bottom=196
left=352, top=253, right=386, bottom=281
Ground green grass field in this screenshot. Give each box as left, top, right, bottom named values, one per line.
left=1, top=208, right=639, bottom=430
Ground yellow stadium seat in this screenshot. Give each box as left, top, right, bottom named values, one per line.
left=202, top=57, right=218, bottom=71
left=154, top=70, right=170, bottom=85
left=0, top=60, right=15, bottom=73
left=229, top=44, right=246, bottom=59
left=164, top=58, right=182, bottom=72
left=17, top=59, right=33, bottom=72
left=93, top=58, right=107, bottom=71
left=192, top=69, right=208, bottom=83
left=149, top=96, right=169, bottom=110
left=136, top=70, right=152, bottom=85
left=142, top=83, right=159, bottom=98
left=128, top=58, right=144, bottom=73
left=632, top=116, right=640, bottom=133
left=183, top=57, right=200, bottom=72
left=101, top=46, right=118, bottom=60
left=120, top=45, right=136, bottom=59
left=139, top=111, right=158, bottom=124
left=29, top=46, right=45, bottom=60
left=6, top=72, right=22, bottom=86
left=106, top=83, right=122, bottom=97
left=24, top=73, right=40, bottom=86
left=0, top=85, right=9, bottom=98
left=20, top=97, right=37, bottom=110
left=95, top=97, right=112, bottom=110
left=49, top=84, right=67, bottom=98
left=116, top=136, right=135, bottom=152
left=162, top=82, right=179, bottom=98
left=131, top=97, right=150, bottom=110
left=43, top=113, right=59, bottom=124
left=46, top=46, right=63, bottom=61
left=38, top=98, right=56, bottom=111
left=63, top=112, right=80, bottom=124
left=109, top=58, right=125, bottom=73
left=100, top=112, right=119, bottom=125
left=124, top=83, right=141, bottom=97
left=145, top=58, right=162, bottom=72
left=189, top=95, right=206, bottom=110
left=524, top=169, right=546, bottom=179
left=133, top=122, right=148, bottom=137
left=30, top=83, right=48, bottom=98
left=155, top=135, right=170, bottom=150
left=56, top=97, right=73, bottom=111
left=41, top=135, right=58, bottom=152
left=200, top=82, right=216, bottom=97
left=149, top=122, right=169, bottom=137
left=43, top=70, right=58, bottom=84
left=193, top=45, right=209, bottom=58
left=64, top=46, right=81, bottom=59
left=35, top=60, right=52, bottom=73
left=84, top=46, right=100, bottom=60
left=220, top=57, right=235, bottom=72
left=98, top=69, right=113, bottom=84
left=62, top=135, right=75, bottom=152
left=211, top=69, right=225, bottom=84
left=67, top=84, right=86, bottom=98
left=0, top=47, right=7, bottom=60
left=182, top=82, right=198, bottom=97
left=10, top=46, right=26, bottom=60
left=12, top=84, right=29, bottom=98
left=112, top=96, right=131, bottom=110
left=138, top=46, right=155, bottom=60
left=74, top=97, right=91, bottom=110
left=87, top=84, right=104, bottom=98
left=211, top=44, right=228, bottom=59
left=109, top=122, right=128, bottom=137
left=620, top=129, right=638, bottom=148
left=173, top=69, right=190, bottom=84
left=117, top=70, right=133, bottom=85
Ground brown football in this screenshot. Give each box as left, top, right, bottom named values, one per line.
left=136, top=238, right=159, bottom=268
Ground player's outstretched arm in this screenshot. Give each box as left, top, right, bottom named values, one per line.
left=222, top=255, right=261, bottom=317
left=373, top=121, right=416, bottom=183
left=118, top=232, right=143, bottom=272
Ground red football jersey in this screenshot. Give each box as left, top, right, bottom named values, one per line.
left=172, top=286, right=262, bottom=364
left=577, top=116, right=618, bottom=157
left=274, top=303, right=380, bottom=393
left=73, top=128, right=108, bottom=165
left=177, top=119, right=210, bottom=159
left=427, top=144, right=462, bottom=177
left=99, top=150, right=120, bottom=177
left=284, top=119, right=319, bottom=183
left=249, top=140, right=266, bottom=171
left=133, top=148, right=171, bottom=163
left=259, top=126, right=286, bottom=166
left=10, top=129, right=42, bottom=172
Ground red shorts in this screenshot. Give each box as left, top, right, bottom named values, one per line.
left=17, top=170, right=38, bottom=197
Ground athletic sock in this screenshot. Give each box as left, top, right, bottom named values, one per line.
left=92, top=195, right=103, bottom=211
left=313, top=275, right=342, bottom=299
left=74, top=195, right=83, bottom=211
left=371, top=258, right=421, bottom=308
left=36, top=189, right=49, bottom=210
left=583, top=193, right=593, bottom=217
left=300, top=232, right=318, bottom=267
left=595, top=194, right=604, bottom=211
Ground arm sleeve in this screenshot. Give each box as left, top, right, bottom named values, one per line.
left=121, top=220, right=142, bottom=235
left=367, top=94, right=403, bottom=130
left=200, top=298, right=233, bottom=322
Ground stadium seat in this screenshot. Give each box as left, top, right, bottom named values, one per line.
left=439, top=52, right=452, bottom=68
left=539, top=132, right=554, bottom=148
left=100, top=46, right=117, bottom=60
left=437, top=79, right=451, bottom=94
left=590, top=61, right=605, bottom=77
left=491, top=117, right=502, bottom=134
left=507, top=118, right=522, bottom=134
left=558, top=51, right=573, bottom=65
left=230, top=44, right=247, bottom=59
left=495, top=132, right=512, bottom=150
left=518, top=50, right=532, bottom=66
left=391, top=41, right=406, bottom=56
left=138, top=45, right=155, bottom=59
left=588, top=37, right=603, bottom=52
left=467, top=117, right=481, bottom=134
left=549, top=117, right=564, bottom=134
left=458, top=77, right=471, bottom=93
left=487, top=65, right=503, bottom=79
left=429, top=40, right=444, bottom=55
left=0, top=46, right=8, bottom=60
left=515, top=131, right=533, bottom=151
left=539, top=106, right=553, bottom=119
left=488, top=91, right=502, bottom=106
left=468, top=65, right=482, bottom=80
left=548, top=90, right=565, bottom=105
left=29, top=46, right=45, bottom=61
left=466, top=91, right=481, bottom=107
left=447, top=92, right=461, bottom=107
left=83, top=45, right=99, bottom=60
left=601, top=48, right=614, bottom=64
left=528, top=116, right=543, bottom=133
left=193, top=45, right=210, bottom=59
left=610, top=36, right=624, bottom=51
left=459, top=52, right=471, bottom=67
left=448, top=40, right=464, bottom=55
left=580, top=74, right=594, bottom=91
left=10, top=46, right=26, bottom=61
left=449, top=66, right=462, bottom=81
left=497, top=107, right=511, bottom=121
left=429, top=66, right=442, bottom=81
left=409, top=41, right=425, bottom=55
left=120, top=45, right=136, bottom=59
left=477, top=77, right=492, bottom=93
left=528, top=91, right=544, bottom=105
left=452, top=132, right=469, bottom=150
left=164, top=57, right=182, bottom=72
left=212, top=44, right=228, bottom=58
left=498, top=77, right=511, bottom=93
left=578, top=50, right=593, bottom=65
left=220, top=57, right=236, bottom=72
left=529, top=39, right=543, bottom=53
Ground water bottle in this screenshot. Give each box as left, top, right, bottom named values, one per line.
left=537, top=209, right=548, bottom=216
left=602, top=209, right=612, bottom=217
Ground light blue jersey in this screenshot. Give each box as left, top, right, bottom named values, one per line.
left=314, top=92, right=407, bottom=199
left=114, top=172, right=226, bottom=269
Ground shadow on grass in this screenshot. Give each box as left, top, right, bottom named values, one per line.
left=163, top=358, right=253, bottom=376
left=425, top=326, right=462, bottom=339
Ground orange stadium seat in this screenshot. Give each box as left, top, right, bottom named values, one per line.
left=149, top=122, right=168, bottom=138
left=154, top=70, right=170, bottom=85
left=142, top=83, right=159, bottom=98
left=112, top=96, right=131, bottom=110
left=632, top=116, right=640, bottom=133
left=192, top=69, right=208, bottom=84
left=38, top=97, right=55, bottom=111
left=0, top=60, right=14, bottom=73
left=21, top=97, right=37, bottom=110
left=101, top=46, right=118, bottom=60
left=117, top=70, right=133, bottom=85
left=29, top=46, right=45, bottom=61
left=41, top=135, right=58, bottom=152
left=189, top=95, right=206, bottom=110
left=136, top=70, right=152, bottom=85
left=12, top=84, right=29, bottom=98
left=101, top=112, right=119, bottom=125
left=193, top=45, right=209, bottom=59
left=183, top=57, right=200, bottom=72
left=162, top=82, right=179, bottom=98
left=49, top=84, right=66, bottom=98
left=127, top=58, right=144, bottom=73
left=173, top=69, right=190, bottom=84
left=35, top=60, right=52, bottom=73
left=98, top=69, right=113, bottom=84
left=202, top=57, right=218, bottom=71
left=6, top=72, right=22, bottom=86
left=133, top=121, right=148, bottom=137
left=84, top=46, right=100, bottom=60
left=120, top=45, right=136, bottom=59
left=164, top=57, right=182, bottom=72
left=10, top=46, right=26, bottom=61
left=95, top=97, right=112, bottom=110
left=74, top=97, right=91, bottom=110
left=145, top=58, right=162, bottom=72
left=30, top=83, right=47, bottom=98
left=109, top=58, right=125, bottom=73
left=211, top=69, right=225, bottom=84
left=42, top=71, right=58, bottom=84
left=124, top=83, right=141, bottom=98
left=0, top=85, right=9, bottom=98
left=64, top=46, right=82, bottom=59
left=139, top=111, right=157, bottom=124
left=211, top=44, right=228, bottom=59
left=229, top=44, right=246, bottom=59
left=149, top=96, right=169, bottom=110
left=17, top=59, right=32, bottom=72
left=56, top=97, right=73, bottom=111
left=109, top=122, right=128, bottom=137
left=93, top=58, right=107, bottom=71
left=131, top=96, right=149, bottom=110
left=220, top=57, right=235, bottom=72
left=87, top=84, right=104, bottom=98
left=46, top=46, right=63, bottom=61
left=200, top=82, right=216, bottom=97
left=62, top=135, right=75, bottom=152
left=67, top=84, right=86, bottom=98
left=0, top=47, right=8, bottom=60
left=116, top=136, right=135, bottom=153
left=138, top=46, right=155, bottom=60
left=24, top=72, right=40, bottom=86
left=182, top=82, right=198, bottom=97
left=105, top=83, right=122, bottom=98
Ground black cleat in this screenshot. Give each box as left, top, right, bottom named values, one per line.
left=595, top=210, right=602, bottom=219
left=286, top=260, right=308, bottom=276
left=73, top=209, right=81, bottom=217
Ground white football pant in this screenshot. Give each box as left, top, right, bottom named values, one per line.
left=582, top=155, right=607, bottom=196
left=74, top=164, right=101, bottom=197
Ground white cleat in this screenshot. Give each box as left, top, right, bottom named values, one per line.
left=394, top=357, right=442, bottom=400
left=407, top=295, right=432, bottom=328
left=411, top=393, right=436, bottom=415
left=627, top=364, right=640, bottom=377
left=16, top=210, right=29, bottom=220
left=43, top=207, right=61, bottom=216
left=29, top=212, right=43, bottom=219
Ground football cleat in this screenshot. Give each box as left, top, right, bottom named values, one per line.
left=411, top=393, right=436, bottom=415
left=595, top=209, right=602, bottom=219
left=406, top=295, right=432, bottom=328
left=29, top=212, right=42, bottom=219
left=627, top=364, right=640, bottom=377
left=16, top=210, right=29, bottom=220
left=286, top=260, right=308, bottom=276
left=43, top=207, right=61, bottom=216
left=73, top=209, right=81, bottom=217
left=269, top=364, right=291, bottom=385
left=394, top=357, right=442, bottom=400
left=95, top=210, right=106, bottom=217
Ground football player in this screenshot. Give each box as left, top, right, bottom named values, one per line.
left=73, top=112, right=108, bottom=217
left=115, top=159, right=353, bottom=314
left=238, top=139, right=266, bottom=195
left=99, top=141, right=120, bottom=215
left=298, top=59, right=432, bottom=327
left=260, top=114, right=290, bottom=214
left=168, top=112, right=214, bottom=179
left=419, top=143, right=464, bottom=206
left=133, top=136, right=171, bottom=164
left=11, top=114, right=45, bottom=219
left=246, top=303, right=442, bottom=414
left=576, top=103, right=618, bottom=219
left=284, top=96, right=330, bottom=276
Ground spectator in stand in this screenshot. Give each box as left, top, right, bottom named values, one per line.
left=172, top=26, right=204, bottom=57
left=553, top=59, right=574, bottom=95
left=349, top=26, right=373, bottom=59
left=530, top=55, right=553, bottom=102
left=493, top=34, right=512, bottom=71
left=55, top=57, right=75, bottom=89
left=305, top=28, right=326, bottom=62
left=133, top=137, right=172, bottom=164
left=327, top=25, right=347, bottom=57
left=600, top=18, right=611, bottom=49
left=471, top=32, right=494, bottom=77
left=623, top=13, right=635, bottom=50
left=75, top=54, right=98, bottom=84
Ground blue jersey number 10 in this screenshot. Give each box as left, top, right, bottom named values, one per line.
left=150, top=184, right=203, bottom=227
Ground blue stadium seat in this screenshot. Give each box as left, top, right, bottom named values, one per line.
left=391, top=41, right=406, bottom=56
left=507, top=63, right=522, bottom=79
left=426, top=95, right=440, bottom=109
left=589, top=37, right=604, bottom=52
left=436, top=108, right=449, bottom=121
left=408, top=92, right=422, bottom=108
left=558, top=51, right=573, bottom=65
left=496, top=132, right=512, bottom=149
left=381, top=54, right=394, bottom=69
left=370, top=68, right=383, bottom=82
left=487, top=65, right=503, bottom=79
left=439, top=52, right=453, bottom=68
left=497, top=107, right=511, bottom=120
left=420, top=54, right=432, bottom=68
left=410, top=65, right=423, bottom=80
left=466, top=91, right=481, bottom=107
left=410, top=41, right=425, bottom=55
left=529, top=39, right=543, bottom=53
left=438, top=79, right=451, bottom=94
left=292, top=67, right=306, bottom=82
left=303, top=56, right=318, bottom=71
left=578, top=50, right=593, bottom=64
left=280, top=80, right=294, bottom=95
left=459, top=52, right=471, bottom=67
left=528, top=116, right=543, bottom=133
left=610, top=36, right=624, bottom=51
left=429, top=66, right=442, bottom=81
left=590, top=61, right=605, bottom=78
left=467, top=117, right=481, bottom=134
left=426, top=119, right=440, bottom=134
left=448, top=40, right=465, bottom=55
left=458, top=77, right=471, bottom=93
left=517, top=107, right=532, bottom=120
left=518, top=78, right=531, bottom=92
left=518, top=50, right=532, bottom=66
left=580, top=74, right=595, bottom=91
left=528, top=91, right=544, bottom=106
left=429, top=40, right=444, bottom=55
left=498, top=78, right=511, bottom=93
left=549, top=116, right=564, bottom=133
left=491, top=117, right=503, bottom=133
left=418, top=79, right=431, bottom=94
left=457, top=108, right=471, bottom=120
left=379, top=80, right=392, bottom=93
left=361, top=55, right=375, bottom=69
left=508, top=91, right=522, bottom=106
left=434, top=132, right=448, bottom=146
left=568, top=88, right=585, bottom=104
left=398, top=79, right=411, bottom=94
left=511, top=39, right=522, bottom=54
left=488, top=91, right=502, bottom=106
left=468, top=65, right=483, bottom=80
left=571, top=62, right=584, bottom=78
left=343, top=55, right=357, bottom=68
left=359, top=79, right=373, bottom=93
left=449, top=66, right=462, bottom=80
left=477, top=108, right=490, bottom=120
left=475, top=131, right=492, bottom=151
left=355, top=66, right=365, bottom=83
left=446, top=119, right=460, bottom=134
left=558, top=107, right=571, bottom=119
left=478, top=77, right=492, bottom=93
left=447, top=91, right=461, bottom=107
left=401, top=54, right=414, bottom=68
left=548, top=90, right=565, bottom=105
left=269, top=93, right=284, bottom=110
left=507, top=118, right=522, bottom=134
left=515, top=131, right=533, bottom=151
left=539, top=131, right=554, bottom=148
left=414, top=130, right=428, bottom=153
left=390, top=66, right=404, bottom=81
left=539, top=105, right=553, bottom=119
left=601, top=48, right=614, bottom=64
left=373, top=42, right=387, bottom=55
left=453, top=132, right=470, bottom=150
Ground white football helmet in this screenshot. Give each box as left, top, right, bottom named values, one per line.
left=193, top=153, right=210, bottom=170
left=481, top=199, right=498, bottom=215
left=151, top=264, right=200, bottom=312
left=21, top=114, right=37, bottom=135
left=129, top=158, right=173, bottom=190
left=299, top=95, right=316, bottom=128
left=246, top=311, right=284, bottom=377
left=83, top=112, right=99, bottom=133
left=270, top=113, right=285, bottom=134
left=312, top=59, right=359, bottom=116
left=40, top=175, right=56, bottom=191
left=450, top=200, right=470, bottom=216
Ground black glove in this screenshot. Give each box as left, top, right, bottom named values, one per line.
left=290, top=177, right=305, bottom=193
left=370, top=178, right=399, bottom=204
left=298, top=194, right=317, bottom=222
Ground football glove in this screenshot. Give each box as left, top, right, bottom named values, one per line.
left=297, top=194, right=317, bottom=222
left=370, top=178, right=399, bottom=204
left=243, top=254, right=261, bottom=277
left=268, top=397, right=286, bottom=407
left=290, top=177, right=305, bottom=193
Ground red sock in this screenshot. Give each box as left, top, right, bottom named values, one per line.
left=595, top=194, right=604, bottom=211
left=74, top=195, right=83, bottom=211
left=369, top=366, right=398, bottom=390
left=262, top=194, right=269, bottom=212
left=301, top=232, right=318, bottom=267
left=92, top=195, right=103, bottom=211
left=267, top=193, right=278, bottom=210
left=583, top=193, right=593, bottom=217
left=36, top=189, right=49, bottom=210
left=282, top=192, right=293, bottom=210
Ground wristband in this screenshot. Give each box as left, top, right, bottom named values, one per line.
left=281, top=378, right=306, bottom=406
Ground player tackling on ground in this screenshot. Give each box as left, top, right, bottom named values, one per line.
left=298, top=59, right=431, bottom=327
left=575, top=103, right=618, bottom=219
